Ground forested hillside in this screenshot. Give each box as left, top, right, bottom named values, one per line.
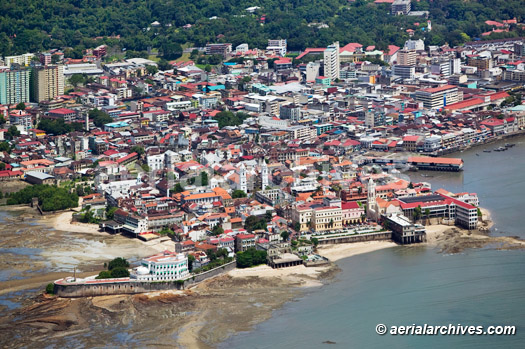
left=0, top=0, right=523, bottom=58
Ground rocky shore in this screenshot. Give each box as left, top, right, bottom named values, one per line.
left=1, top=205, right=524, bottom=348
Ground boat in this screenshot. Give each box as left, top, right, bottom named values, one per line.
left=494, top=146, right=506, bottom=152
left=476, top=153, right=480, bottom=156
left=483, top=149, right=491, bottom=153
left=505, top=143, right=515, bottom=148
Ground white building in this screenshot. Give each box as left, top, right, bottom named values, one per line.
left=131, top=251, right=189, bottom=281
left=236, top=43, right=249, bottom=54
left=147, top=153, right=165, bottom=171
left=404, top=39, right=425, bottom=51
left=305, top=62, right=320, bottom=82
left=267, top=39, right=287, bottom=57
left=4, top=53, right=34, bottom=68
left=323, top=42, right=340, bottom=81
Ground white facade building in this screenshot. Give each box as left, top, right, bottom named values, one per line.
left=323, top=42, right=340, bottom=81
left=147, top=153, right=165, bottom=171
left=266, top=39, right=287, bottom=57
left=131, top=251, right=189, bottom=281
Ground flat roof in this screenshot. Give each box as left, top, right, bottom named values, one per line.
left=26, top=171, right=54, bottom=180
left=399, top=194, right=444, bottom=204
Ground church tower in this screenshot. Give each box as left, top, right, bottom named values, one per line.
left=261, top=160, right=268, bottom=189
left=239, top=163, right=247, bottom=193
left=367, top=178, right=377, bottom=219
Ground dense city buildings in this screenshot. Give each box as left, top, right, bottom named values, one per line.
left=0, top=34, right=523, bottom=285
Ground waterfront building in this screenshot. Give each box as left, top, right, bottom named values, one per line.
left=235, top=233, right=256, bottom=252
left=385, top=213, right=426, bottom=244
left=311, top=205, right=343, bottom=232
left=395, top=193, right=478, bottom=230
left=341, top=201, right=365, bottom=225
left=130, top=251, right=189, bottom=281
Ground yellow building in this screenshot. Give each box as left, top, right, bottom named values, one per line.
left=291, top=204, right=313, bottom=232
left=311, top=206, right=342, bottom=232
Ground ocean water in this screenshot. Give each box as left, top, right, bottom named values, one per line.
left=222, top=136, right=525, bottom=348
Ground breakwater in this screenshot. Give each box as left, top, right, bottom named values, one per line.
left=54, top=260, right=237, bottom=297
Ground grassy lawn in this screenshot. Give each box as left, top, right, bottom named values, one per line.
left=175, top=42, right=194, bottom=62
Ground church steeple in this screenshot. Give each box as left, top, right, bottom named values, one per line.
left=261, top=159, right=268, bottom=189
left=239, top=163, right=247, bottom=193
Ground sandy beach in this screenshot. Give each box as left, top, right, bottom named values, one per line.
left=47, top=211, right=105, bottom=235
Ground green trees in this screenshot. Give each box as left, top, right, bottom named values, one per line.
left=191, top=248, right=233, bottom=274
left=108, top=257, right=129, bottom=270
left=79, top=207, right=99, bottom=224
left=188, top=254, right=195, bottom=272
left=232, top=190, right=247, bottom=198
left=90, top=109, right=112, bottom=127
left=0, top=0, right=523, bottom=59
left=38, top=119, right=83, bottom=135
left=214, top=111, right=249, bottom=128
left=15, top=102, right=26, bottom=110
left=281, top=231, right=290, bottom=241
left=200, top=171, right=209, bottom=186
left=159, top=227, right=175, bottom=237
left=236, top=248, right=267, bottom=268
left=95, top=257, right=130, bottom=279
left=6, top=126, right=20, bottom=140
left=244, top=215, right=267, bottom=232
left=45, top=283, right=55, bottom=295
left=173, top=183, right=185, bottom=194
left=7, top=185, right=78, bottom=211
left=145, top=65, right=158, bottom=75
left=131, top=145, right=145, bottom=156
left=157, top=59, right=172, bottom=71
left=69, top=73, right=85, bottom=87
left=413, top=205, right=422, bottom=222
left=0, top=142, right=11, bottom=154
left=211, top=224, right=224, bottom=236
left=106, top=206, right=118, bottom=220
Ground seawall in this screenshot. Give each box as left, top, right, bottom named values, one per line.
left=54, top=260, right=237, bottom=297
left=317, top=232, right=392, bottom=245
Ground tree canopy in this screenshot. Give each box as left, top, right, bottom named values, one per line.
left=244, top=215, right=267, bottom=232
left=7, top=184, right=79, bottom=211
left=37, top=118, right=83, bottom=135
left=0, top=0, right=523, bottom=59
left=232, top=189, right=247, bottom=198
left=236, top=248, right=267, bottom=268
left=90, top=109, right=112, bottom=127
left=214, top=111, right=250, bottom=129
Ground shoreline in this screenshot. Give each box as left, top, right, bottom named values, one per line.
left=176, top=240, right=397, bottom=348
left=438, top=130, right=525, bottom=156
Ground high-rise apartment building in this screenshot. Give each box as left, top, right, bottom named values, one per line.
left=0, top=69, right=31, bottom=105
left=31, top=65, right=64, bottom=102
left=323, top=42, right=340, bottom=81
